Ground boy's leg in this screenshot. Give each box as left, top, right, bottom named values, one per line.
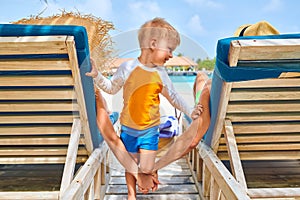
left=138, top=149, right=158, bottom=192
left=125, top=172, right=137, bottom=200
left=94, top=89, right=159, bottom=192
left=125, top=153, right=138, bottom=200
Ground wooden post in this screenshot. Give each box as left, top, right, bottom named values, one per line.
left=196, top=152, right=203, bottom=181
left=210, top=178, right=221, bottom=200
left=94, top=168, right=102, bottom=200
left=60, top=119, right=81, bottom=196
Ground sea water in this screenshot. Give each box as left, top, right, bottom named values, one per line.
left=169, top=75, right=197, bottom=105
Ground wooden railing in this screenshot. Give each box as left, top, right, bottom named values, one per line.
left=189, top=143, right=250, bottom=200
left=60, top=142, right=110, bottom=200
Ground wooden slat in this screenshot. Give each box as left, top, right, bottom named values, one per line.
left=0, top=125, right=72, bottom=135
left=0, top=59, right=70, bottom=71
left=229, top=38, right=300, bottom=66
left=248, top=188, right=300, bottom=198
left=218, top=143, right=300, bottom=151
left=279, top=72, right=300, bottom=78
left=228, top=40, right=241, bottom=67
left=211, top=82, right=232, bottom=150
left=0, top=75, right=74, bottom=87
left=66, top=36, right=93, bottom=153
left=232, top=78, right=300, bottom=88
left=0, top=191, right=59, bottom=200
left=210, top=178, right=221, bottom=200
left=230, top=90, right=300, bottom=101
left=106, top=184, right=198, bottom=195
left=219, top=134, right=300, bottom=144
left=0, top=36, right=69, bottom=55
left=0, top=101, right=78, bottom=112
left=0, top=136, right=74, bottom=145
left=60, top=119, right=82, bottom=195
left=227, top=102, right=300, bottom=113
left=0, top=147, right=88, bottom=156
left=223, top=120, right=247, bottom=190
left=0, top=156, right=87, bottom=164
left=0, top=89, right=75, bottom=100
left=226, top=113, right=300, bottom=122
left=242, top=160, right=300, bottom=168
left=218, top=151, right=300, bottom=160
left=232, top=123, right=300, bottom=134
left=0, top=115, right=76, bottom=124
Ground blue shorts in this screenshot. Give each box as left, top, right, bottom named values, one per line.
left=120, top=125, right=159, bottom=153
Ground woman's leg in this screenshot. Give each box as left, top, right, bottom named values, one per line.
left=154, top=78, right=211, bottom=171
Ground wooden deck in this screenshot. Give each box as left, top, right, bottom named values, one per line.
left=104, top=155, right=201, bottom=200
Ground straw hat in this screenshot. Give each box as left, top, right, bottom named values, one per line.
left=13, top=11, right=115, bottom=72
left=233, top=20, right=279, bottom=37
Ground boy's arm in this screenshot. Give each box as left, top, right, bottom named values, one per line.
left=160, top=70, right=193, bottom=117
left=86, top=58, right=123, bottom=94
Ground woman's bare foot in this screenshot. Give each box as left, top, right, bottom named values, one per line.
left=193, top=79, right=211, bottom=145
left=193, top=71, right=209, bottom=103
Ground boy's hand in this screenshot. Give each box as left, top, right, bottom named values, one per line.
left=85, top=58, right=99, bottom=78
left=191, top=104, right=203, bottom=120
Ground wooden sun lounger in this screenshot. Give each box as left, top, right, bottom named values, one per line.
left=190, top=34, right=300, bottom=199
left=0, top=24, right=114, bottom=199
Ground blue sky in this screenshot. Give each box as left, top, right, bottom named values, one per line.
left=1, top=0, right=300, bottom=59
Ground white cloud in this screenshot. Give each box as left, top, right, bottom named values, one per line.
left=187, top=14, right=205, bottom=35
left=128, top=1, right=161, bottom=22
left=263, top=0, right=283, bottom=12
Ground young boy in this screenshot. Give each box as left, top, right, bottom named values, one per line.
left=87, top=17, right=202, bottom=199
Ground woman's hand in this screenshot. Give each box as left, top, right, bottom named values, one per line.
left=191, top=104, right=203, bottom=120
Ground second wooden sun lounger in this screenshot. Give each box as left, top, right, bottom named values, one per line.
left=191, top=33, right=300, bottom=199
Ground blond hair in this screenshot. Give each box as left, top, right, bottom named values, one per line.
left=138, top=17, right=180, bottom=48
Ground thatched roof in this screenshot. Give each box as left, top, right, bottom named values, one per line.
left=109, top=58, right=134, bottom=69
left=164, top=56, right=197, bottom=66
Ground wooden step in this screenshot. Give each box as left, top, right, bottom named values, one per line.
left=104, top=157, right=201, bottom=200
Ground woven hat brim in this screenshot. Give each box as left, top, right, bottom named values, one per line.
left=234, top=21, right=279, bottom=37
